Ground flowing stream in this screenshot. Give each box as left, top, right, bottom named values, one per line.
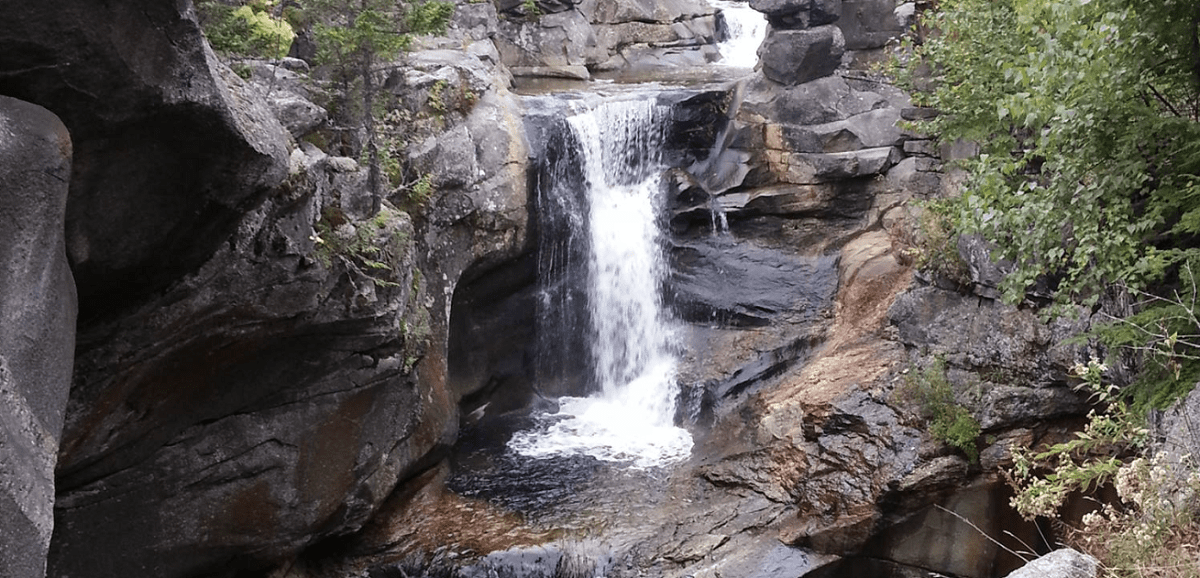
left=509, top=97, right=693, bottom=469
left=713, top=0, right=769, bottom=68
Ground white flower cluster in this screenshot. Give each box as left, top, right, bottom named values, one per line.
left=1071, top=356, right=1109, bottom=378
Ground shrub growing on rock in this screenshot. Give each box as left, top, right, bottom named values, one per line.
left=897, top=357, right=981, bottom=462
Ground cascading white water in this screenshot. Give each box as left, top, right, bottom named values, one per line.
left=510, top=98, right=693, bottom=469
left=713, top=0, right=768, bottom=68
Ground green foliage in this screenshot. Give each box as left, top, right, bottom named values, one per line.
left=899, top=200, right=972, bottom=286
left=310, top=0, right=454, bottom=70
left=1091, top=259, right=1200, bottom=413
left=311, top=205, right=406, bottom=288
left=312, top=3, right=410, bottom=69
left=427, top=79, right=448, bottom=117
left=520, top=0, right=543, bottom=18
left=306, top=0, right=453, bottom=214
left=1007, top=359, right=1149, bottom=520
left=405, top=1, right=454, bottom=36
left=198, top=1, right=295, bottom=59
left=1073, top=456, right=1200, bottom=577
left=907, top=0, right=1200, bottom=308
left=405, top=173, right=434, bottom=206
left=897, top=357, right=982, bottom=462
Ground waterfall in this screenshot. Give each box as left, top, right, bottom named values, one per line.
left=510, top=97, right=693, bottom=469
left=713, top=0, right=768, bottom=68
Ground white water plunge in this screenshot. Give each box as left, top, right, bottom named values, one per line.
left=713, top=0, right=768, bottom=68
left=510, top=98, right=693, bottom=469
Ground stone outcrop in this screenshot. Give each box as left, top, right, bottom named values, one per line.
left=0, top=97, right=76, bottom=578
left=0, top=2, right=528, bottom=577
left=0, top=1, right=291, bottom=319
left=758, top=25, right=845, bottom=85
left=839, top=0, right=908, bottom=50
left=50, top=150, right=436, bottom=578
left=492, top=0, right=720, bottom=79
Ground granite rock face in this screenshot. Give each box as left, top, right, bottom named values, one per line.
left=0, top=3, right=529, bottom=577
left=0, top=97, right=76, bottom=578
left=0, top=1, right=291, bottom=320
left=49, top=148, right=438, bottom=578
left=839, top=0, right=906, bottom=50
left=492, top=0, right=719, bottom=79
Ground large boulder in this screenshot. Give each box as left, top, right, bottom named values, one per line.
left=758, top=25, right=846, bottom=85
left=0, top=97, right=76, bottom=578
left=494, top=10, right=603, bottom=79
left=0, top=1, right=291, bottom=319
left=838, top=0, right=905, bottom=50
left=492, top=0, right=718, bottom=79
left=742, top=75, right=892, bottom=126
left=750, top=0, right=842, bottom=29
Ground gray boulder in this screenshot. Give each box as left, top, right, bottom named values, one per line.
left=758, top=24, right=845, bottom=85
left=767, top=107, right=903, bottom=153
left=838, top=0, right=904, bottom=50
left=780, top=146, right=900, bottom=184
left=246, top=62, right=328, bottom=139
left=0, top=96, right=77, bottom=578
left=1004, top=549, right=1098, bottom=578
left=750, top=0, right=842, bottom=29
left=742, top=74, right=891, bottom=126
left=590, top=0, right=713, bottom=24
left=957, top=234, right=1014, bottom=300
left=495, top=10, right=605, bottom=77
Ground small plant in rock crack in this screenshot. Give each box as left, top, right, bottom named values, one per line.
left=311, top=205, right=404, bottom=288
left=896, top=356, right=982, bottom=462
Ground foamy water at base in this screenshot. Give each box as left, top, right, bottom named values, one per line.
left=508, top=397, right=694, bottom=469
left=509, top=362, right=693, bottom=470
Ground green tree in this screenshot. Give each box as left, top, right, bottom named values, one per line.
left=908, top=0, right=1200, bottom=307
left=904, top=0, right=1200, bottom=408
left=306, top=0, right=453, bottom=213
left=198, top=1, right=296, bottom=59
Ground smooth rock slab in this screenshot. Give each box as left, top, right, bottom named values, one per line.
left=776, top=146, right=899, bottom=184
left=0, top=96, right=76, bottom=578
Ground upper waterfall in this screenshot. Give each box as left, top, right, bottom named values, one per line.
left=713, top=0, right=768, bottom=68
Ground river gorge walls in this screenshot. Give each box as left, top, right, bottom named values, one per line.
left=0, top=1, right=1110, bottom=577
